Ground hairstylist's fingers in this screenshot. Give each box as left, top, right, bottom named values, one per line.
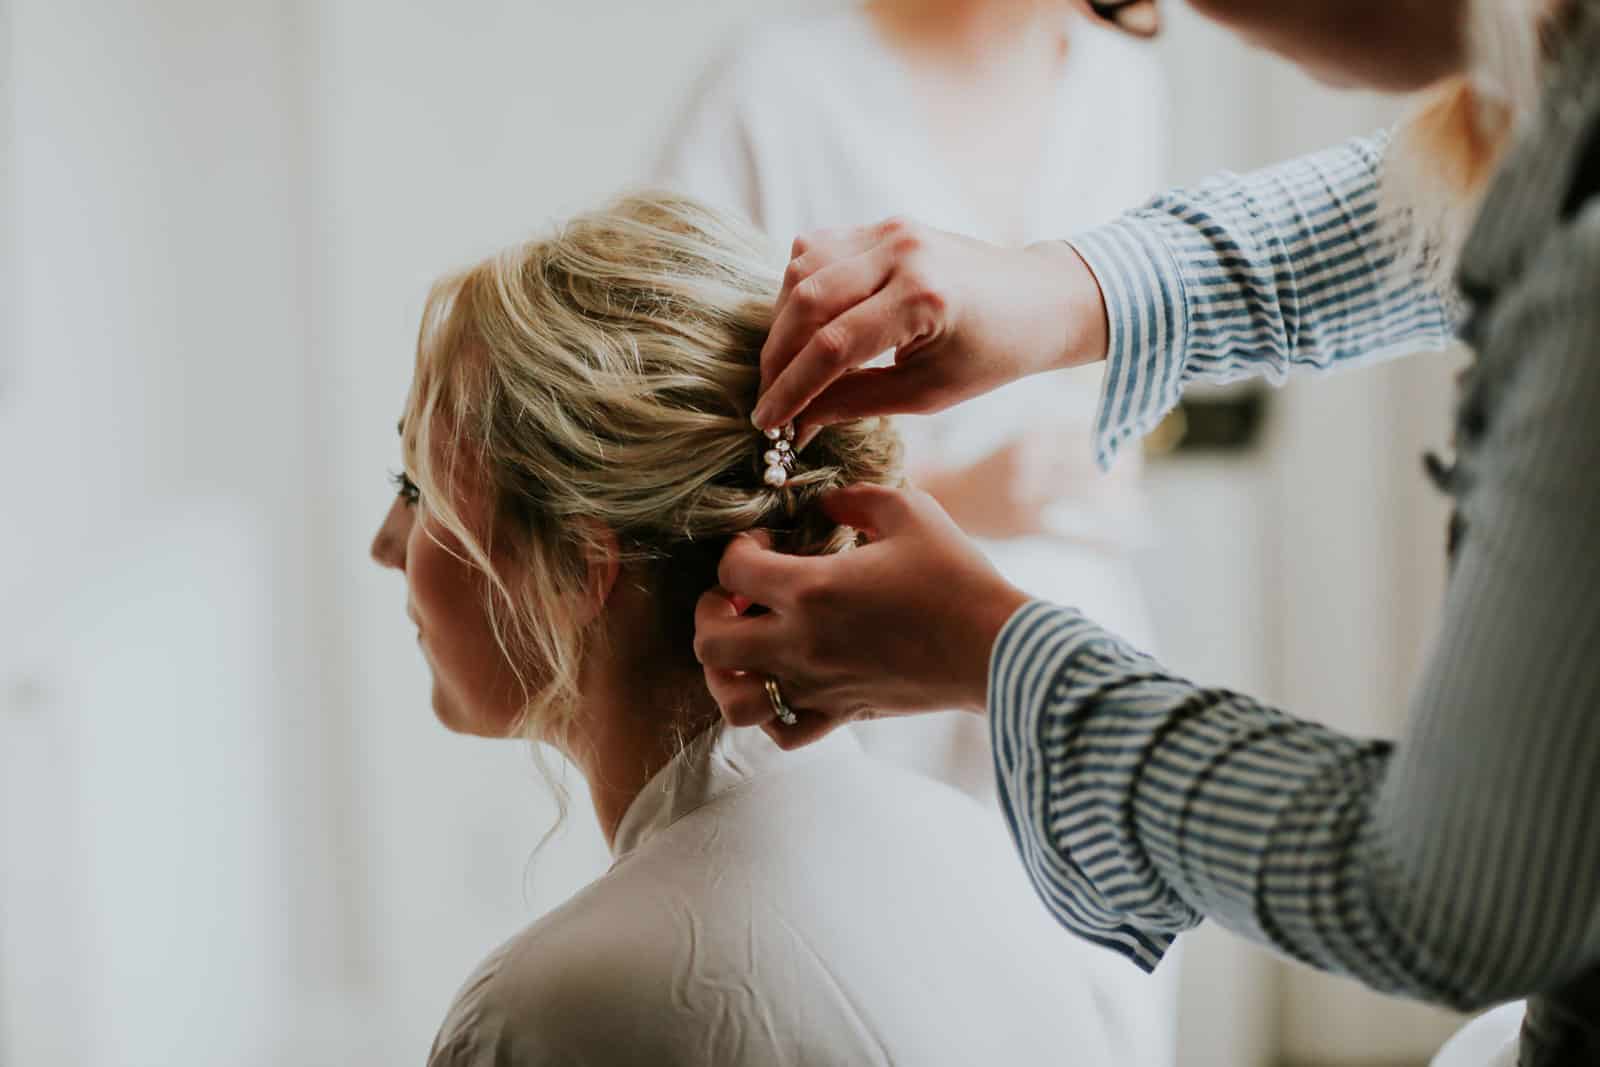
left=760, top=243, right=897, bottom=398
left=778, top=223, right=905, bottom=311
left=714, top=533, right=809, bottom=606
left=818, top=483, right=933, bottom=541
left=734, top=527, right=774, bottom=567
left=762, top=710, right=845, bottom=751
left=693, top=582, right=742, bottom=629
left=693, top=586, right=789, bottom=673
left=796, top=353, right=963, bottom=432
left=703, top=666, right=782, bottom=728
left=774, top=226, right=877, bottom=315
left=768, top=229, right=880, bottom=376
left=759, top=217, right=933, bottom=422
left=754, top=284, right=940, bottom=431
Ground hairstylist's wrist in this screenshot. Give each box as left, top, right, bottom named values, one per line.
left=1026, top=240, right=1110, bottom=372
left=953, top=580, right=1031, bottom=715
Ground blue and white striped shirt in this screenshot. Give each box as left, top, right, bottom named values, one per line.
left=989, top=19, right=1600, bottom=1019
left=1074, top=131, right=1454, bottom=470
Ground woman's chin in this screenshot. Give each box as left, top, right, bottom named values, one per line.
left=430, top=682, right=522, bottom=739
left=429, top=682, right=480, bottom=736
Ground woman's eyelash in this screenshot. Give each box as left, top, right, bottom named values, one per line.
left=390, top=469, right=421, bottom=506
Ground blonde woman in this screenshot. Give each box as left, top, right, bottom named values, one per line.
left=372, top=193, right=1121, bottom=1066
left=693, top=0, right=1598, bottom=1063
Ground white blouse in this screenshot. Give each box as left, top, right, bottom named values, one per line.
left=428, top=726, right=1125, bottom=1066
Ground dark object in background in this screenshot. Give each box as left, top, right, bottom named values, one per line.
left=1145, top=385, right=1269, bottom=456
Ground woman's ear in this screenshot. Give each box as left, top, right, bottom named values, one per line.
left=574, top=520, right=621, bottom=628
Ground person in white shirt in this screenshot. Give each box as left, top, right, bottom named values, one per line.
left=371, top=191, right=1119, bottom=1066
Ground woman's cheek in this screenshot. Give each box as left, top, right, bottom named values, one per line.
left=406, top=520, right=474, bottom=640
left=407, top=518, right=528, bottom=736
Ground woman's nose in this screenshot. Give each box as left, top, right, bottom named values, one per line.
left=371, top=498, right=409, bottom=570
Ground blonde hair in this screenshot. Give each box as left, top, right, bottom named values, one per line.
left=1385, top=0, right=1562, bottom=287
left=401, top=191, right=902, bottom=755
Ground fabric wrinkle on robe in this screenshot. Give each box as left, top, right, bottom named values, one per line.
left=427, top=726, right=1121, bottom=1066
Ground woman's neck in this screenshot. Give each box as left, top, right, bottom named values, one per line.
left=567, top=687, right=718, bottom=850
left=558, top=585, right=721, bottom=849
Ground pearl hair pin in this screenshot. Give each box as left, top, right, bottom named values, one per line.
left=760, top=424, right=797, bottom=488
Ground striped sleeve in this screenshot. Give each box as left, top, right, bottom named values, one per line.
left=988, top=603, right=1393, bottom=978
left=987, top=203, right=1600, bottom=1000
left=1069, top=131, right=1456, bottom=469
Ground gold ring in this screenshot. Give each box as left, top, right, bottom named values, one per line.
left=764, top=677, right=798, bottom=726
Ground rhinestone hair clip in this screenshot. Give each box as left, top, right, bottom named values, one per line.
left=760, top=424, right=797, bottom=487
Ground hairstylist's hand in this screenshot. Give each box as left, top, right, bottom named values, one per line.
left=693, top=484, right=1031, bottom=749
left=750, top=220, right=1108, bottom=439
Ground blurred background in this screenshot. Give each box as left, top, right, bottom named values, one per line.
left=0, top=2, right=1470, bottom=1064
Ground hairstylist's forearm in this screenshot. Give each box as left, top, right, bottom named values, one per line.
left=1073, top=132, right=1457, bottom=469
left=1027, top=239, right=1110, bottom=372
left=960, top=586, right=1035, bottom=715
left=752, top=222, right=1116, bottom=434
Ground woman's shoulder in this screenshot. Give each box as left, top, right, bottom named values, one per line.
left=427, top=739, right=1111, bottom=1066
left=425, top=880, right=696, bottom=1067
left=421, top=753, right=858, bottom=1067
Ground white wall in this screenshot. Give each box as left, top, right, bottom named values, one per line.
left=1, top=3, right=323, bottom=1062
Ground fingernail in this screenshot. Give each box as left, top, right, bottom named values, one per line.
left=797, top=424, right=822, bottom=451
left=751, top=404, right=770, bottom=430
